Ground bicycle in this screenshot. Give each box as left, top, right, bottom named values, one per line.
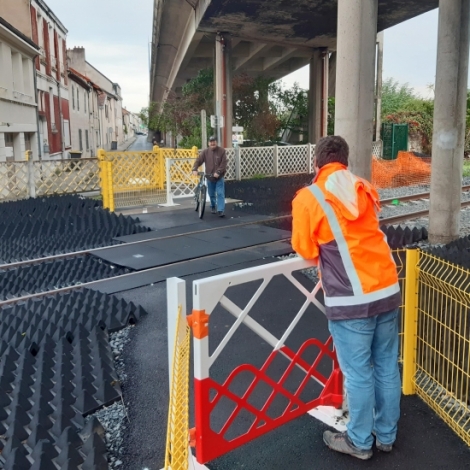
left=194, top=172, right=212, bottom=219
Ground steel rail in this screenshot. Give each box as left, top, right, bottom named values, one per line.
left=0, top=238, right=292, bottom=306
left=4, top=198, right=470, bottom=305
left=3, top=185, right=470, bottom=270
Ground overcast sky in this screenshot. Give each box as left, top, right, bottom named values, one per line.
left=46, top=0, right=153, bottom=114
left=46, top=1, right=440, bottom=112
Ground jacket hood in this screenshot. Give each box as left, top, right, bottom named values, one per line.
left=315, top=163, right=380, bottom=220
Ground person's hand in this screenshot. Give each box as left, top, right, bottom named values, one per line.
left=214, top=172, right=219, bottom=179
left=192, top=171, right=198, bottom=176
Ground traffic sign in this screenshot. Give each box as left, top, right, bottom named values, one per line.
left=210, top=115, right=225, bottom=128
left=232, top=126, right=244, bottom=132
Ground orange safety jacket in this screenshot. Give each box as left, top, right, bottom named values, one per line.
left=292, top=162, right=401, bottom=320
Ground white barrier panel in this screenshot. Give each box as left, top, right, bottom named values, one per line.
left=189, top=257, right=343, bottom=464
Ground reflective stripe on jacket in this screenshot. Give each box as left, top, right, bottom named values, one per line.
left=292, top=162, right=401, bottom=320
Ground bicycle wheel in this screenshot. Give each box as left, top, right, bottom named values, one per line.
left=198, top=185, right=206, bottom=219
left=194, top=185, right=200, bottom=212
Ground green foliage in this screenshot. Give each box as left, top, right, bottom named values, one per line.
left=251, top=173, right=267, bottom=179
left=269, top=82, right=308, bottom=141
left=233, top=74, right=281, bottom=142
left=463, top=159, right=470, bottom=177
left=381, top=78, right=435, bottom=154
left=381, top=78, right=417, bottom=118
left=141, top=69, right=290, bottom=147
left=327, top=97, right=335, bottom=136
left=182, top=68, right=214, bottom=111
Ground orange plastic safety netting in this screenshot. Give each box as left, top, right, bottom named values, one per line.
left=372, top=151, right=431, bottom=189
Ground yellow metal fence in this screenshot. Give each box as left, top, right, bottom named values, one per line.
left=98, top=146, right=198, bottom=210
left=165, top=307, right=191, bottom=470
left=403, top=248, right=470, bottom=446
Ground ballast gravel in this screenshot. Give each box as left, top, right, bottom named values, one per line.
left=86, top=325, right=134, bottom=469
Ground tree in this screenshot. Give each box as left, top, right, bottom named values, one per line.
left=270, top=83, right=308, bottom=141
left=140, top=70, right=335, bottom=147
left=381, top=78, right=417, bottom=118
left=381, top=79, right=434, bottom=154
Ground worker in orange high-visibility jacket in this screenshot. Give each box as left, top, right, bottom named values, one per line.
left=292, top=136, right=401, bottom=461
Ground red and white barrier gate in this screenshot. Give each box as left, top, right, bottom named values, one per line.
left=182, top=257, right=343, bottom=464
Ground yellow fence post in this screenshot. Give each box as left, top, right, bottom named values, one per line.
left=98, top=149, right=109, bottom=209
left=107, top=160, right=115, bottom=212
left=403, top=247, right=419, bottom=395
left=159, top=148, right=165, bottom=190
left=192, top=146, right=198, bottom=157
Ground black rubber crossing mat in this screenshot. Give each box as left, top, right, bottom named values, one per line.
left=188, top=225, right=291, bottom=250
left=94, top=225, right=290, bottom=271
left=145, top=236, right=217, bottom=257
left=246, top=240, right=293, bottom=258
left=87, top=259, right=223, bottom=294
left=91, top=244, right=182, bottom=270
left=87, top=241, right=293, bottom=294
left=114, top=213, right=270, bottom=243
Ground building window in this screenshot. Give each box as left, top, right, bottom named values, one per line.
left=105, top=105, right=108, bottom=119
left=24, top=133, right=32, bottom=151
left=5, top=133, right=14, bottom=146
left=84, top=92, right=87, bottom=113
left=49, top=87, right=55, bottom=126
left=63, top=120, right=71, bottom=147
left=77, top=87, right=79, bottom=111
left=78, top=129, right=83, bottom=151
left=85, top=130, right=89, bottom=150
left=72, top=85, right=75, bottom=109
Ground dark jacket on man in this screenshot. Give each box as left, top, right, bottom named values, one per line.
left=192, top=146, right=227, bottom=181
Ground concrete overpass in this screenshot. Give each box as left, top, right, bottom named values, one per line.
left=150, top=0, right=437, bottom=146
left=151, top=0, right=470, bottom=244
left=151, top=0, right=437, bottom=101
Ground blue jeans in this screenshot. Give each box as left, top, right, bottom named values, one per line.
left=206, top=177, right=225, bottom=212
left=328, top=308, right=401, bottom=450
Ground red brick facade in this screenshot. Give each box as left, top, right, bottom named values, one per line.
left=30, top=6, right=40, bottom=70
left=32, top=3, right=71, bottom=156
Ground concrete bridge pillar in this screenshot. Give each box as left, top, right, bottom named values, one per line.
left=215, top=33, right=233, bottom=148
left=429, top=0, right=470, bottom=244
left=308, top=49, right=328, bottom=144
left=334, top=0, right=378, bottom=180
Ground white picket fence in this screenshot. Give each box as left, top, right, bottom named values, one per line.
left=0, top=142, right=382, bottom=204
left=163, top=142, right=383, bottom=206
left=225, top=144, right=315, bottom=181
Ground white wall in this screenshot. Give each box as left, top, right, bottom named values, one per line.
left=0, top=23, right=39, bottom=161
left=69, top=79, right=92, bottom=157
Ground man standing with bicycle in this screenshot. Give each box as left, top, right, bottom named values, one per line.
left=192, top=136, right=227, bottom=217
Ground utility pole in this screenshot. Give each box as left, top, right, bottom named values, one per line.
left=375, top=31, right=384, bottom=142
left=201, top=110, right=207, bottom=149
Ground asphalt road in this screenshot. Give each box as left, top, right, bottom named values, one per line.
left=108, top=197, right=470, bottom=470
left=115, top=266, right=470, bottom=470
left=127, top=135, right=153, bottom=151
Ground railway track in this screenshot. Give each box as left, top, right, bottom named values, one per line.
left=2, top=185, right=470, bottom=305
left=3, top=185, right=470, bottom=271
left=0, top=238, right=291, bottom=306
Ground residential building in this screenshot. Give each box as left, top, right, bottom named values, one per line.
left=68, top=68, right=96, bottom=158
left=67, top=47, right=124, bottom=151
left=0, top=0, right=33, bottom=37
left=122, top=108, right=142, bottom=142
left=0, top=11, right=39, bottom=161
left=30, top=0, right=71, bottom=159
left=129, top=111, right=143, bottom=136
left=122, top=108, right=132, bottom=142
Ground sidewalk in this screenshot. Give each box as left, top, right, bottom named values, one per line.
left=117, top=136, right=137, bottom=151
